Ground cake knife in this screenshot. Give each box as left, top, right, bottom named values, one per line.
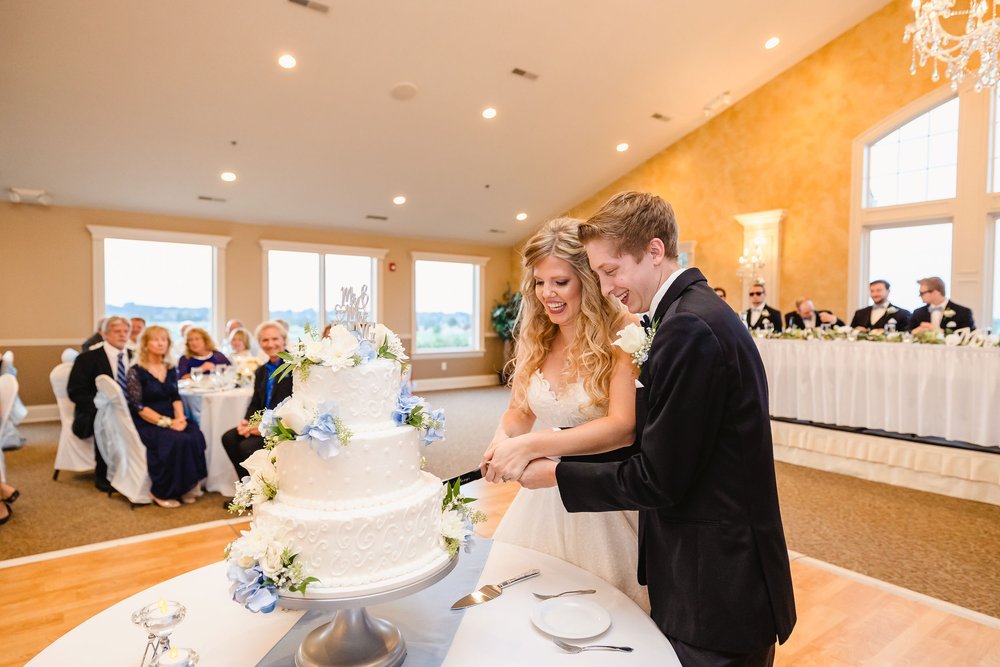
left=450, top=569, right=541, bottom=609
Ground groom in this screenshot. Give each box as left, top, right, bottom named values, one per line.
left=519, top=192, right=796, bottom=666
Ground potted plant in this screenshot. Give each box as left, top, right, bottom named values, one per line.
left=490, top=287, right=521, bottom=383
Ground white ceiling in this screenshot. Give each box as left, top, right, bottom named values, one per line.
left=0, top=0, right=889, bottom=245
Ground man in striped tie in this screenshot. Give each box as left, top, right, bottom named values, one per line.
left=68, top=316, right=133, bottom=492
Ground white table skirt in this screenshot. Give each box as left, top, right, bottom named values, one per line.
left=180, top=387, right=253, bottom=494
left=755, top=339, right=1000, bottom=448
left=27, top=541, right=675, bottom=666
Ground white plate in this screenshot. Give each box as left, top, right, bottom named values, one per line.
left=530, top=598, right=611, bottom=639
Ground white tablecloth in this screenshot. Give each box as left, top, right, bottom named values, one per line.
left=180, top=386, right=253, bottom=493
left=26, top=541, right=675, bottom=666
left=755, top=339, right=1000, bottom=448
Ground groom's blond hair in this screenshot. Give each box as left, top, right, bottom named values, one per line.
left=579, top=191, right=679, bottom=261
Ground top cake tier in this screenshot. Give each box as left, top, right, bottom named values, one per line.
left=294, top=358, right=402, bottom=432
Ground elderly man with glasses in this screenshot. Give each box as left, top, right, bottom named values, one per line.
left=743, top=282, right=783, bottom=332
left=910, top=276, right=975, bottom=333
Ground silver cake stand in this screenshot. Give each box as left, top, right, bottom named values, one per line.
left=277, top=555, right=458, bottom=667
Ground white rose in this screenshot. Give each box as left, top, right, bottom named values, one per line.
left=236, top=553, right=255, bottom=569
left=612, top=323, right=647, bottom=355
left=242, top=449, right=276, bottom=480
left=326, top=326, right=360, bottom=364
left=260, top=546, right=284, bottom=579
left=440, top=509, right=471, bottom=541
left=274, top=396, right=311, bottom=434
left=372, top=323, right=390, bottom=350
left=302, top=338, right=326, bottom=363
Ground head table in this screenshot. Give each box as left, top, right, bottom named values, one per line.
left=26, top=540, right=676, bottom=666
left=754, top=338, right=1000, bottom=449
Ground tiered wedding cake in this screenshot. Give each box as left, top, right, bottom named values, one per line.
left=225, top=316, right=478, bottom=612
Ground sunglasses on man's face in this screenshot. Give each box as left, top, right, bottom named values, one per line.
left=749, top=291, right=763, bottom=297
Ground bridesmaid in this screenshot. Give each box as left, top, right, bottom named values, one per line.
left=126, top=326, right=207, bottom=508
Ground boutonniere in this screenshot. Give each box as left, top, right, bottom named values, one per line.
left=944, top=309, right=956, bottom=318
left=946, top=321, right=956, bottom=328
left=887, top=306, right=897, bottom=314
left=613, top=320, right=658, bottom=369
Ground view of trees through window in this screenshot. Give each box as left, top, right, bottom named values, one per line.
left=414, top=260, right=477, bottom=351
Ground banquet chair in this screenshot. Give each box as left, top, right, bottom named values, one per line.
left=0, top=375, right=18, bottom=484
left=61, top=348, right=79, bottom=364
left=94, top=375, right=152, bottom=505
left=0, top=350, right=27, bottom=450
left=49, top=362, right=95, bottom=480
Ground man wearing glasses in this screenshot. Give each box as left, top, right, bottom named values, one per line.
left=743, top=281, right=783, bottom=332
left=910, top=276, right=975, bottom=333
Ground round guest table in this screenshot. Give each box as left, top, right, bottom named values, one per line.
left=26, top=541, right=677, bottom=666
left=179, top=385, right=253, bottom=493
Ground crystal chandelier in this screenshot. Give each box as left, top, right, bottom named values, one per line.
left=737, top=237, right=766, bottom=282
left=904, top=0, right=1000, bottom=91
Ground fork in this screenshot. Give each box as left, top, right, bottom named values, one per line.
left=532, top=589, right=597, bottom=600
left=553, top=638, right=634, bottom=653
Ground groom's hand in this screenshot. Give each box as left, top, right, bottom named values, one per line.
left=518, top=458, right=558, bottom=489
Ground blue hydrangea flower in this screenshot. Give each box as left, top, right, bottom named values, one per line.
left=393, top=391, right=425, bottom=426
left=298, top=401, right=344, bottom=459
left=422, top=408, right=446, bottom=444
left=227, top=563, right=278, bottom=613
left=356, top=338, right=376, bottom=363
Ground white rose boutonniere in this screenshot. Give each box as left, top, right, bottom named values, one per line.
left=887, top=306, right=897, bottom=314
left=943, top=309, right=956, bottom=318
left=613, top=321, right=658, bottom=369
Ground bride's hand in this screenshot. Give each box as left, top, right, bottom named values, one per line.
left=480, top=433, right=507, bottom=481
left=484, top=434, right=535, bottom=484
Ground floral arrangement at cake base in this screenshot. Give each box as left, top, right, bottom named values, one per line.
left=225, top=524, right=318, bottom=613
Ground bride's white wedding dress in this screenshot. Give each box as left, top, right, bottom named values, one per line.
left=492, top=371, right=650, bottom=612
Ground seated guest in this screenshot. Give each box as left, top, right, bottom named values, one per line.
left=227, top=327, right=256, bottom=361
left=910, top=276, right=976, bottom=332
left=713, top=286, right=727, bottom=303
left=850, top=280, right=911, bottom=332
left=785, top=298, right=843, bottom=329
left=81, top=317, right=107, bottom=351
left=222, top=322, right=293, bottom=479
left=0, top=479, right=20, bottom=526
left=126, top=316, right=146, bottom=352
left=178, top=328, right=230, bottom=379
left=126, top=326, right=207, bottom=508
left=321, top=322, right=333, bottom=338
left=68, top=316, right=132, bottom=491
left=225, top=319, right=245, bottom=336
left=743, top=281, right=783, bottom=332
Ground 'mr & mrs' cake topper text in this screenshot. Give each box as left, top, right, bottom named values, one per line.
left=333, top=285, right=375, bottom=338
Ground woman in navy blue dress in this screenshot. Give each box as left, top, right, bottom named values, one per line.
left=126, top=325, right=208, bottom=508
left=178, top=327, right=230, bottom=379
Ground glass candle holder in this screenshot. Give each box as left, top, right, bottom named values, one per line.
left=152, top=647, right=199, bottom=667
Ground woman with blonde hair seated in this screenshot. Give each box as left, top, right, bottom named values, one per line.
left=126, top=326, right=208, bottom=508
left=227, top=327, right=256, bottom=361
left=178, top=327, right=230, bottom=379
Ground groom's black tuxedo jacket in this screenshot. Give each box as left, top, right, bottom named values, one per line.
left=556, top=268, right=796, bottom=653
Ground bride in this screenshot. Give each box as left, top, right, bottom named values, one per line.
left=481, top=217, right=649, bottom=611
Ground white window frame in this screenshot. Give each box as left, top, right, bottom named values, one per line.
left=410, top=251, right=490, bottom=359
left=850, top=83, right=999, bottom=321
left=259, top=240, right=388, bottom=329
left=87, top=225, right=230, bottom=339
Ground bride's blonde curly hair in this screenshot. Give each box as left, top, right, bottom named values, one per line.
left=508, top=218, right=628, bottom=412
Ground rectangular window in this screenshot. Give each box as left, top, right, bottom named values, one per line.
left=993, top=219, right=1000, bottom=333
left=99, top=236, right=221, bottom=342
left=262, top=242, right=385, bottom=343
left=867, top=222, right=953, bottom=312
left=412, top=253, right=488, bottom=354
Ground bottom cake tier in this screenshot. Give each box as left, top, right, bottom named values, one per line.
left=252, top=471, right=449, bottom=598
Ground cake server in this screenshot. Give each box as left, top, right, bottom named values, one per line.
left=450, top=569, right=541, bottom=609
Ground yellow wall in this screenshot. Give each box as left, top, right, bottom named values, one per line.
left=563, top=0, right=939, bottom=318
left=0, top=203, right=512, bottom=403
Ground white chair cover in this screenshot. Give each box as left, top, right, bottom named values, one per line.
left=0, top=374, right=17, bottom=483
left=61, top=348, right=79, bottom=364
left=50, top=362, right=96, bottom=473
left=0, top=351, right=27, bottom=448
left=94, top=375, right=151, bottom=504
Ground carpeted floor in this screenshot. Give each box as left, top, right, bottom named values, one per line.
left=2, top=386, right=998, bottom=619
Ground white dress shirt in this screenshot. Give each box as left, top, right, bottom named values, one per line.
left=643, top=266, right=690, bottom=324
left=929, top=302, right=947, bottom=329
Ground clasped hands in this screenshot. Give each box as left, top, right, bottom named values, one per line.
left=480, top=433, right=557, bottom=489
left=236, top=419, right=261, bottom=437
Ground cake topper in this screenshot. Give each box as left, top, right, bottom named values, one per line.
left=333, top=285, right=374, bottom=338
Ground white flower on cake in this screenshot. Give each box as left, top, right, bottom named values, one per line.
left=440, top=508, right=472, bottom=542
left=373, top=323, right=408, bottom=361
left=325, top=325, right=362, bottom=368
left=273, top=396, right=311, bottom=434
left=243, top=448, right=277, bottom=482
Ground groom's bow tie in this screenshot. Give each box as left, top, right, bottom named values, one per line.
left=641, top=314, right=652, bottom=329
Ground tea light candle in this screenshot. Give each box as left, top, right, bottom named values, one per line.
left=152, top=647, right=199, bottom=666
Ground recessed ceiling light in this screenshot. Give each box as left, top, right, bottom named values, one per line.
left=515, top=212, right=527, bottom=221
left=220, top=171, right=237, bottom=182
left=616, top=143, right=629, bottom=153
left=482, top=107, right=497, bottom=119
left=278, top=54, right=297, bottom=69
left=393, top=195, right=406, bottom=205
left=764, top=37, right=780, bottom=50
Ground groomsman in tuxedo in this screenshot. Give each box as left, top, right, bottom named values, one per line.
left=744, top=281, right=783, bottom=332
left=67, top=316, right=133, bottom=492
left=910, top=276, right=976, bottom=332
left=520, top=192, right=796, bottom=666
left=850, top=280, right=911, bottom=332
left=785, top=298, right=843, bottom=329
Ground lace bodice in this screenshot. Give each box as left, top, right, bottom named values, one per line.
left=526, top=370, right=606, bottom=430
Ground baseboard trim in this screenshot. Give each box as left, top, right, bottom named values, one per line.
left=22, top=403, right=59, bottom=423
left=411, top=374, right=500, bottom=392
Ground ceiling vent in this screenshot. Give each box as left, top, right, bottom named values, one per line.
left=511, top=67, right=539, bottom=81
left=7, top=187, right=51, bottom=205
left=366, top=214, right=388, bottom=221
left=651, top=113, right=671, bottom=122
left=197, top=195, right=227, bottom=203
left=488, top=228, right=506, bottom=234
left=288, top=0, right=330, bottom=13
